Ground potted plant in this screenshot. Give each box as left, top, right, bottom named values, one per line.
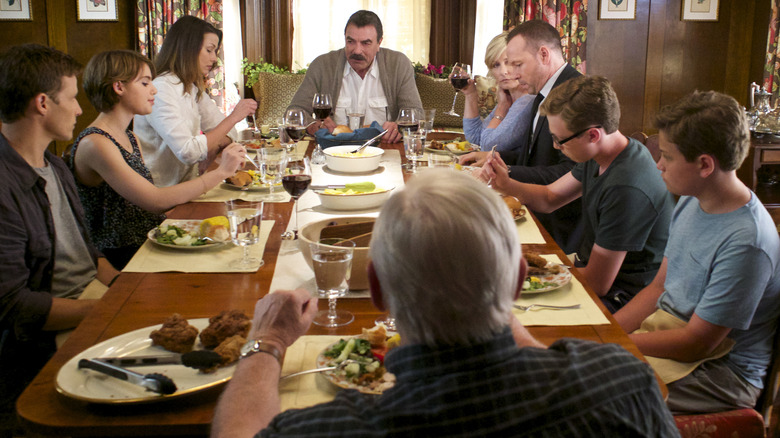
left=241, top=58, right=307, bottom=123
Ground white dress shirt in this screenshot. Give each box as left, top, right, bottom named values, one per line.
left=531, top=63, right=568, bottom=133
left=133, top=73, right=237, bottom=187
left=335, top=58, right=388, bottom=126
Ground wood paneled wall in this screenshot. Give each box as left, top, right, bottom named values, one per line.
left=0, top=0, right=136, bottom=155
left=588, top=0, right=769, bottom=136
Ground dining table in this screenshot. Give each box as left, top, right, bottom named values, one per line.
left=16, top=137, right=664, bottom=437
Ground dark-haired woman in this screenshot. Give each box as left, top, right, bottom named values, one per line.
left=134, top=15, right=256, bottom=187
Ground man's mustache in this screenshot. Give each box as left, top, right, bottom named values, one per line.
left=349, top=55, right=366, bottom=61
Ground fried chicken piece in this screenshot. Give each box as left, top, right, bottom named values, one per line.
left=202, top=334, right=246, bottom=374
left=199, top=310, right=251, bottom=349
left=428, top=140, right=444, bottom=150
left=525, top=253, right=563, bottom=276
left=149, top=313, right=199, bottom=353
left=227, top=171, right=253, bottom=187
left=362, top=324, right=388, bottom=348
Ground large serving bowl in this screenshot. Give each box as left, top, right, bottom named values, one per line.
left=323, top=146, right=384, bottom=173
left=314, top=186, right=394, bottom=211
left=299, top=217, right=374, bottom=290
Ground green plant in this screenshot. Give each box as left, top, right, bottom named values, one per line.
left=241, top=58, right=307, bottom=88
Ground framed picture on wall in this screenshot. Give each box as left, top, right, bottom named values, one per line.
left=0, top=0, right=32, bottom=21
left=77, top=0, right=118, bottom=21
left=681, top=0, right=719, bottom=21
left=599, top=0, right=636, bottom=20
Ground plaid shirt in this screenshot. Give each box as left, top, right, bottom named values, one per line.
left=259, top=330, right=679, bottom=437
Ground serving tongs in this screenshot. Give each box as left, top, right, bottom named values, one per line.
left=350, top=129, right=388, bottom=154
left=78, top=358, right=177, bottom=395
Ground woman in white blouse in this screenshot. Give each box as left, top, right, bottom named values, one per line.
left=134, top=15, right=257, bottom=187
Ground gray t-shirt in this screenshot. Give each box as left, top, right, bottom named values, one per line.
left=659, top=194, right=780, bottom=388
left=34, top=161, right=96, bottom=298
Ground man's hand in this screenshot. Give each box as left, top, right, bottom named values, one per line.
left=382, top=121, right=402, bottom=143
left=510, top=316, right=546, bottom=349
left=307, top=116, right=337, bottom=135
left=248, top=290, right=317, bottom=350
left=479, top=152, right=511, bottom=189
left=458, top=151, right=489, bottom=167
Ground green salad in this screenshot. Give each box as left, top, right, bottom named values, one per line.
left=155, top=225, right=208, bottom=246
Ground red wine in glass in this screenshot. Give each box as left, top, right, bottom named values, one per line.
left=451, top=77, right=469, bottom=90
left=282, top=174, right=312, bottom=199
left=286, top=126, right=307, bottom=141
left=313, top=105, right=332, bottom=120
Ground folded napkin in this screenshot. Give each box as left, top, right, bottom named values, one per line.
left=279, top=335, right=345, bottom=411
left=633, top=309, right=735, bottom=384
left=315, top=121, right=383, bottom=149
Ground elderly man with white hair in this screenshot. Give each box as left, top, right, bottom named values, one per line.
left=211, top=169, right=677, bottom=438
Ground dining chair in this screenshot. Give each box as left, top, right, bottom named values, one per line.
left=673, top=331, right=780, bottom=438
left=629, top=131, right=648, bottom=145
left=644, top=134, right=661, bottom=163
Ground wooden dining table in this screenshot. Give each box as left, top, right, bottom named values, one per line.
left=16, top=140, right=662, bottom=437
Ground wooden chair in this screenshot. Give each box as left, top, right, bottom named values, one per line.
left=645, top=134, right=661, bottom=163
left=673, top=331, right=780, bottom=437
left=629, top=131, right=648, bottom=145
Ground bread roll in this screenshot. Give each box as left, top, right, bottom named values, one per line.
left=227, top=171, right=252, bottom=187
left=332, top=125, right=353, bottom=135
left=503, top=196, right=524, bottom=219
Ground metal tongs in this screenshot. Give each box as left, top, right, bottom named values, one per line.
left=351, top=129, right=388, bottom=154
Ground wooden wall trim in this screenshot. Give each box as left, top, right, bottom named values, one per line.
left=45, top=1, right=67, bottom=51
left=723, top=0, right=754, bottom=106
left=642, top=0, right=668, bottom=134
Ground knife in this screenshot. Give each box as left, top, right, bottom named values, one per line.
left=78, top=358, right=177, bottom=395
left=95, top=350, right=222, bottom=370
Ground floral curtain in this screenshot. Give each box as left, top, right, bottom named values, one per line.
left=136, top=0, right=227, bottom=112
left=503, top=0, right=587, bottom=73
left=764, top=1, right=780, bottom=99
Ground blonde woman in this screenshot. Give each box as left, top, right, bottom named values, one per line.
left=461, top=31, right=535, bottom=153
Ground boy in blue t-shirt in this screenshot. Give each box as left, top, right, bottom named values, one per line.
left=615, top=91, right=780, bottom=414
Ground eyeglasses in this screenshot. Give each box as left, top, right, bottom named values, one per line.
left=552, top=125, right=602, bottom=146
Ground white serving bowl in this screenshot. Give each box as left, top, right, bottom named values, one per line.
left=299, top=217, right=374, bottom=290
left=315, top=186, right=394, bottom=211
left=323, top=146, right=384, bottom=173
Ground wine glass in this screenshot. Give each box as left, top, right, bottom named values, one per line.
left=281, top=157, right=312, bottom=240
left=397, top=108, right=420, bottom=139
left=445, top=63, right=471, bottom=117
left=311, top=238, right=355, bottom=327
left=226, top=200, right=264, bottom=269
left=403, top=133, right=424, bottom=173
left=312, top=93, right=332, bottom=129
left=283, top=108, right=306, bottom=154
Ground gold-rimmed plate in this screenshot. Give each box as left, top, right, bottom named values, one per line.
left=315, top=341, right=395, bottom=395
left=147, top=221, right=224, bottom=250
left=56, top=318, right=235, bottom=404
left=522, top=266, right=572, bottom=294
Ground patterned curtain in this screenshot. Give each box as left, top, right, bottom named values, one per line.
left=503, top=0, right=587, bottom=74
left=136, top=0, right=227, bottom=111
left=764, top=1, right=780, bottom=99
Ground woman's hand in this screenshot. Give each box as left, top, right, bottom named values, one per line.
left=230, top=98, right=259, bottom=123
left=215, top=143, right=247, bottom=178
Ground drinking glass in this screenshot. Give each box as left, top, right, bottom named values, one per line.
left=446, top=63, right=471, bottom=117
left=427, top=152, right=455, bottom=168
left=258, top=147, right=288, bottom=199
left=283, top=108, right=306, bottom=154
left=403, top=133, right=424, bottom=173
left=419, top=108, right=436, bottom=140
left=397, top=108, right=420, bottom=139
left=281, top=157, right=312, bottom=240
left=226, top=200, right=264, bottom=269
left=312, top=93, right=332, bottom=129
left=311, top=238, right=355, bottom=327
left=347, top=111, right=365, bottom=131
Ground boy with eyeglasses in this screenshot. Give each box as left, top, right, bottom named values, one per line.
left=484, top=75, right=674, bottom=312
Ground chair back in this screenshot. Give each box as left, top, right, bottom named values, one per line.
left=763, top=325, right=780, bottom=436
left=645, top=134, right=661, bottom=163
left=629, top=131, right=648, bottom=145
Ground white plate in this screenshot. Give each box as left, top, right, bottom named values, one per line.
left=315, top=340, right=395, bottom=395
left=522, top=265, right=573, bottom=294
left=147, top=221, right=224, bottom=250
left=221, top=181, right=278, bottom=192
left=315, top=186, right=393, bottom=211
left=56, top=318, right=236, bottom=404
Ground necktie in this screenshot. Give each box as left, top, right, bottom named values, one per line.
left=526, top=93, right=545, bottom=163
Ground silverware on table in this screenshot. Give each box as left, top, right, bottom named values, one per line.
left=280, top=359, right=357, bottom=381
left=351, top=129, right=388, bottom=154
left=486, top=144, right=498, bottom=186
left=95, top=350, right=222, bottom=370
left=78, top=358, right=177, bottom=395
left=513, top=304, right=581, bottom=312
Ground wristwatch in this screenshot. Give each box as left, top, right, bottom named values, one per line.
left=240, top=338, right=283, bottom=364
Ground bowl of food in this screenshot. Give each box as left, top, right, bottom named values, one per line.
left=299, top=217, right=374, bottom=290
left=315, top=182, right=394, bottom=211
left=323, top=146, right=384, bottom=173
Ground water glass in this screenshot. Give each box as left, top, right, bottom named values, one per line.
left=420, top=108, right=436, bottom=138
left=347, top=112, right=365, bottom=131
left=311, top=238, right=355, bottom=327
left=258, top=147, right=288, bottom=186
left=427, top=153, right=455, bottom=168
left=226, top=200, right=264, bottom=269
left=403, top=133, right=424, bottom=173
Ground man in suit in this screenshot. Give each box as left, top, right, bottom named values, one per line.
left=462, top=20, right=583, bottom=253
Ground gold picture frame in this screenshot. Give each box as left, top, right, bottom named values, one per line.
left=77, top=0, right=118, bottom=22
left=681, top=0, right=719, bottom=21
left=599, top=0, right=636, bottom=20
left=0, top=0, right=32, bottom=21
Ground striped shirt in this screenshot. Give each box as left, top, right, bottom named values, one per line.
left=258, top=330, right=679, bottom=437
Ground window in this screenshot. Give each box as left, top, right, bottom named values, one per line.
left=472, top=0, right=505, bottom=77
left=291, top=0, right=431, bottom=70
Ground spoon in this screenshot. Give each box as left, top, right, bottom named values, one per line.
left=351, top=129, right=388, bottom=154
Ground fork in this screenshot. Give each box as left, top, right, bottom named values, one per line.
left=486, top=144, right=498, bottom=187
left=513, top=304, right=581, bottom=312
